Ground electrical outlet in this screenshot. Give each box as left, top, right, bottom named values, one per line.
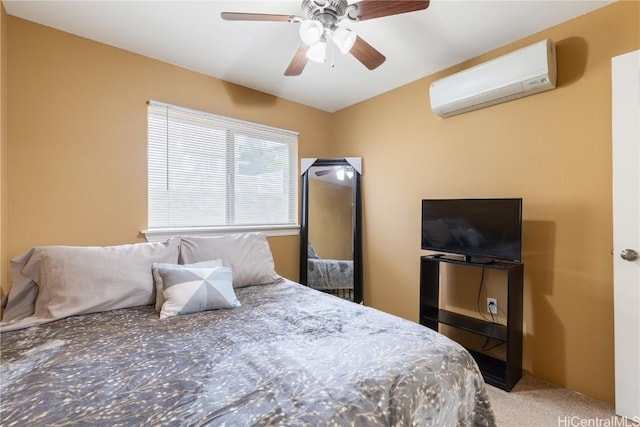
left=487, top=298, right=498, bottom=314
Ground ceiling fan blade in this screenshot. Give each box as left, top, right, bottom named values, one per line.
left=315, top=168, right=336, bottom=176
left=350, top=36, right=386, bottom=70
left=285, top=44, right=310, bottom=76
left=221, top=12, right=297, bottom=22
left=348, top=1, right=430, bottom=21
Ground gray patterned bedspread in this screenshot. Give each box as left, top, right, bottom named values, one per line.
left=307, top=258, right=354, bottom=290
left=0, top=280, right=495, bottom=426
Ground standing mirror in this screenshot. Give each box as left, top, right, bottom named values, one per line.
left=300, top=158, right=362, bottom=303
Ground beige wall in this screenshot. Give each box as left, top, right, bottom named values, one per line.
left=3, top=0, right=638, bottom=406
left=4, top=16, right=335, bottom=289
left=0, top=3, right=7, bottom=304
left=308, top=178, right=352, bottom=260
left=330, top=0, right=639, bottom=404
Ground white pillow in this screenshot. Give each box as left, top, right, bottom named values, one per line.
left=26, top=238, right=180, bottom=320
left=157, top=265, right=241, bottom=319
left=152, top=260, right=222, bottom=312
left=179, top=233, right=282, bottom=288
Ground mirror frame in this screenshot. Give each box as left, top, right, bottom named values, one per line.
left=299, top=158, right=363, bottom=303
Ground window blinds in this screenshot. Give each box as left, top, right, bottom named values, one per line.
left=147, top=101, right=298, bottom=230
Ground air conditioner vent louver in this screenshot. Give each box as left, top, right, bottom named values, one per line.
left=430, top=39, right=557, bottom=118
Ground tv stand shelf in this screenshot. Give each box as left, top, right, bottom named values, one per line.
left=422, top=308, right=508, bottom=341
left=419, top=255, right=524, bottom=391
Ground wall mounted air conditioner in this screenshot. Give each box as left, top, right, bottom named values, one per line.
left=430, top=39, right=557, bottom=118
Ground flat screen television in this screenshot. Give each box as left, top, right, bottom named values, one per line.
left=421, top=198, right=522, bottom=262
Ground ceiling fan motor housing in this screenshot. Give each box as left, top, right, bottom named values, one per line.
left=303, top=0, right=350, bottom=28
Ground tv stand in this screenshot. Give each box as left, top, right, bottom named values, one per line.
left=432, top=254, right=495, bottom=264
left=463, top=255, right=495, bottom=264
left=419, top=255, right=523, bottom=391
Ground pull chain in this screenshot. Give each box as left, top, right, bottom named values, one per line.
left=330, top=43, right=335, bottom=68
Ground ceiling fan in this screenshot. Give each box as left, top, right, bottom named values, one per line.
left=221, top=0, right=430, bottom=76
left=314, top=166, right=342, bottom=176
left=314, top=166, right=354, bottom=181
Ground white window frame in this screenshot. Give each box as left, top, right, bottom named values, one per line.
left=142, top=101, right=299, bottom=241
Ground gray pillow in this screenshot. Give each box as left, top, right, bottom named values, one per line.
left=2, top=249, right=39, bottom=322
left=179, top=233, right=282, bottom=288
left=157, top=265, right=241, bottom=319
left=27, top=238, right=180, bottom=320
left=308, top=241, right=320, bottom=259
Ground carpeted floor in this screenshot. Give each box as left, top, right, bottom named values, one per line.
left=486, top=374, right=640, bottom=427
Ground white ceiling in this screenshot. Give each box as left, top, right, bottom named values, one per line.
left=4, top=0, right=614, bottom=112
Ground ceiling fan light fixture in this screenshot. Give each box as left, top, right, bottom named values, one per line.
left=306, top=41, right=327, bottom=63
left=332, top=27, right=356, bottom=54
left=299, top=19, right=324, bottom=46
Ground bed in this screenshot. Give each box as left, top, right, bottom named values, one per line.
left=1, top=234, right=495, bottom=426
left=306, top=241, right=355, bottom=300
left=307, top=258, right=353, bottom=288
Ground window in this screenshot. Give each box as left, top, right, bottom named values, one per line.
left=144, top=101, right=298, bottom=240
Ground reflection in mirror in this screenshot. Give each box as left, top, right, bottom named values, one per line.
left=300, top=158, right=362, bottom=303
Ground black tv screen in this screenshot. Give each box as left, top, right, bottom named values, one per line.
left=421, top=198, right=522, bottom=262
